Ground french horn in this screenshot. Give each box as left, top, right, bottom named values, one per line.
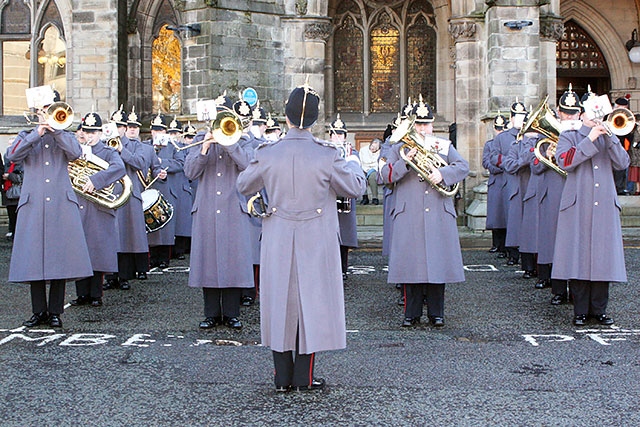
left=389, top=115, right=459, bottom=197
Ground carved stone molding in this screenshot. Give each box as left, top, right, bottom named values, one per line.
left=448, top=20, right=477, bottom=42
left=296, top=0, right=308, bottom=16
left=127, top=17, right=138, bottom=34
left=304, top=22, right=332, bottom=41
left=540, top=18, right=564, bottom=41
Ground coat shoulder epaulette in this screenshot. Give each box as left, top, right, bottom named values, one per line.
left=313, top=137, right=339, bottom=150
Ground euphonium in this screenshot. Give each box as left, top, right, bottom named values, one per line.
left=519, top=96, right=566, bottom=177
left=389, top=116, right=459, bottom=197
left=68, top=152, right=133, bottom=209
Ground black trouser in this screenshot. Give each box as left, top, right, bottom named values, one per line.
left=203, top=287, right=242, bottom=318
left=113, top=252, right=149, bottom=282
left=538, top=264, right=568, bottom=295
left=76, top=272, right=104, bottom=299
left=242, top=264, right=260, bottom=299
left=172, top=236, right=190, bottom=257
left=570, top=280, right=609, bottom=316
left=149, top=245, right=171, bottom=267
left=614, top=169, right=628, bottom=193
left=506, top=247, right=519, bottom=262
left=404, top=283, right=445, bottom=319
left=30, top=280, right=65, bottom=315
left=521, top=252, right=536, bottom=273
left=6, top=204, right=17, bottom=234
left=340, top=246, right=350, bottom=275
left=492, top=228, right=506, bottom=252
left=272, top=333, right=315, bottom=388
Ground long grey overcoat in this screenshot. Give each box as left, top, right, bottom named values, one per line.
left=536, top=162, right=566, bottom=265
left=7, top=129, right=92, bottom=282
left=380, top=137, right=396, bottom=257
left=552, top=125, right=629, bottom=282
left=502, top=137, right=531, bottom=248
left=482, top=138, right=507, bottom=229
left=518, top=135, right=540, bottom=254
left=116, top=136, right=149, bottom=253
left=490, top=128, right=520, bottom=229
left=338, top=148, right=359, bottom=248
left=381, top=138, right=469, bottom=284
left=236, top=127, right=366, bottom=354
left=185, top=133, right=254, bottom=290
left=238, top=132, right=264, bottom=265
left=78, top=142, right=126, bottom=272
left=147, top=142, right=183, bottom=246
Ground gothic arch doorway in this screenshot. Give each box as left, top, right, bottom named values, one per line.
left=556, top=20, right=611, bottom=100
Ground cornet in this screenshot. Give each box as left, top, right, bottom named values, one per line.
left=24, top=102, right=74, bottom=130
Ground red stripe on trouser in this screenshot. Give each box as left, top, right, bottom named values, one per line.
left=308, top=352, right=315, bottom=385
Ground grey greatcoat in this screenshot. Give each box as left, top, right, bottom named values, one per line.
left=482, top=138, right=506, bottom=229
left=147, top=142, right=183, bottom=246
left=552, top=125, right=629, bottom=282
left=381, top=138, right=469, bottom=284
left=338, top=148, right=359, bottom=248
left=380, top=137, right=396, bottom=257
left=237, top=127, right=366, bottom=354
left=239, top=132, right=265, bottom=265
left=536, top=161, right=566, bottom=265
left=7, top=129, right=92, bottom=282
left=490, top=128, right=519, bottom=229
left=184, top=134, right=254, bottom=290
left=518, top=135, right=540, bottom=254
left=116, top=136, right=149, bottom=253
left=502, top=136, right=531, bottom=248
left=78, top=143, right=126, bottom=272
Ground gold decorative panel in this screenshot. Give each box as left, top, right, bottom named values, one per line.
left=370, top=13, right=399, bottom=113
left=152, top=25, right=182, bottom=113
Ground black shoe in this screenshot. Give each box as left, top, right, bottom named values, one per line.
left=573, top=315, right=588, bottom=326
left=342, top=273, right=348, bottom=281
left=522, top=271, right=534, bottom=279
left=103, top=278, right=119, bottom=290
left=360, top=196, right=369, bottom=205
left=397, top=296, right=405, bottom=306
left=395, top=283, right=402, bottom=290
left=550, top=294, right=567, bottom=305
left=507, top=258, right=517, bottom=266
left=199, top=317, right=221, bottom=329
left=119, top=280, right=130, bottom=290
left=91, top=298, right=103, bottom=307
left=430, top=316, right=445, bottom=327
left=372, top=198, right=379, bottom=205
left=275, top=385, right=290, bottom=393
left=592, top=314, right=615, bottom=325
left=241, top=296, right=254, bottom=306
left=23, top=312, right=49, bottom=327
left=158, top=261, right=169, bottom=269
left=223, top=316, right=243, bottom=329
left=293, top=378, right=325, bottom=392
left=136, top=272, right=147, bottom=280
left=176, top=254, right=185, bottom=260
left=535, top=279, right=550, bottom=289
left=49, top=314, right=62, bottom=328
left=488, top=246, right=498, bottom=253
left=497, top=252, right=507, bottom=258
left=402, top=317, right=420, bottom=327
left=70, top=295, right=91, bottom=306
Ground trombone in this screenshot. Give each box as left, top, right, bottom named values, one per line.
left=24, top=102, right=74, bottom=130
left=171, top=109, right=242, bottom=152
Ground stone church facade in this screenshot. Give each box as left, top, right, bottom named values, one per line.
left=1, top=0, right=639, bottom=225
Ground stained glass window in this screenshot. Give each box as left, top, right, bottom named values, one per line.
left=152, top=25, right=182, bottom=113
left=334, top=16, right=364, bottom=112
left=370, top=13, right=399, bottom=113
left=407, top=15, right=436, bottom=108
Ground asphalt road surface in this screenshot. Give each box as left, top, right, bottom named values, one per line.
left=1, top=232, right=639, bottom=426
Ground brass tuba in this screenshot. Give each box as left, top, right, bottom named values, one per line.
left=389, top=116, right=459, bottom=197
left=68, top=152, right=133, bottom=209
left=520, top=96, right=567, bottom=177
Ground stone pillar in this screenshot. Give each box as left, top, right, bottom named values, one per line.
left=486, top=1, right=542, bottom=110
left=70, top=0, right=119, bottom=115
left=281, top=2, right=331, bottom=134
left=539, top=14, right=564, bottom=106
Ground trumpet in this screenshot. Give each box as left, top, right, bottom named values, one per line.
left=106, top=137, right=122, bottom=151
left=172, top=109, right=243, bottom=152
left=24, top=102, right=74, bottom=130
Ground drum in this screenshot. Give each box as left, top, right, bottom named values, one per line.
left=141, top=189, right=174, bottom=233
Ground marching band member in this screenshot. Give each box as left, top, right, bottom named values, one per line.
left=381, top=99, right=469, bottom=328
left=105, top=108, right=153, bottom=289
left=490, top=100, right=527, bottom=264
left=237, top=82, right=366, bottom=392
left=9, top=90, right=92, bottom=328
left=553, top=89, right=629, bottom=326
left=184, top=94, right=254, bottom=331
left=329, top=114, right=360, bottom=281
left=264, top=114, right=282, bottom=142
left=72, top=112, right=126, bottom=307
left=167, top=118, right=193, bottom=261
left=482, top=114, right=508, bottom=255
